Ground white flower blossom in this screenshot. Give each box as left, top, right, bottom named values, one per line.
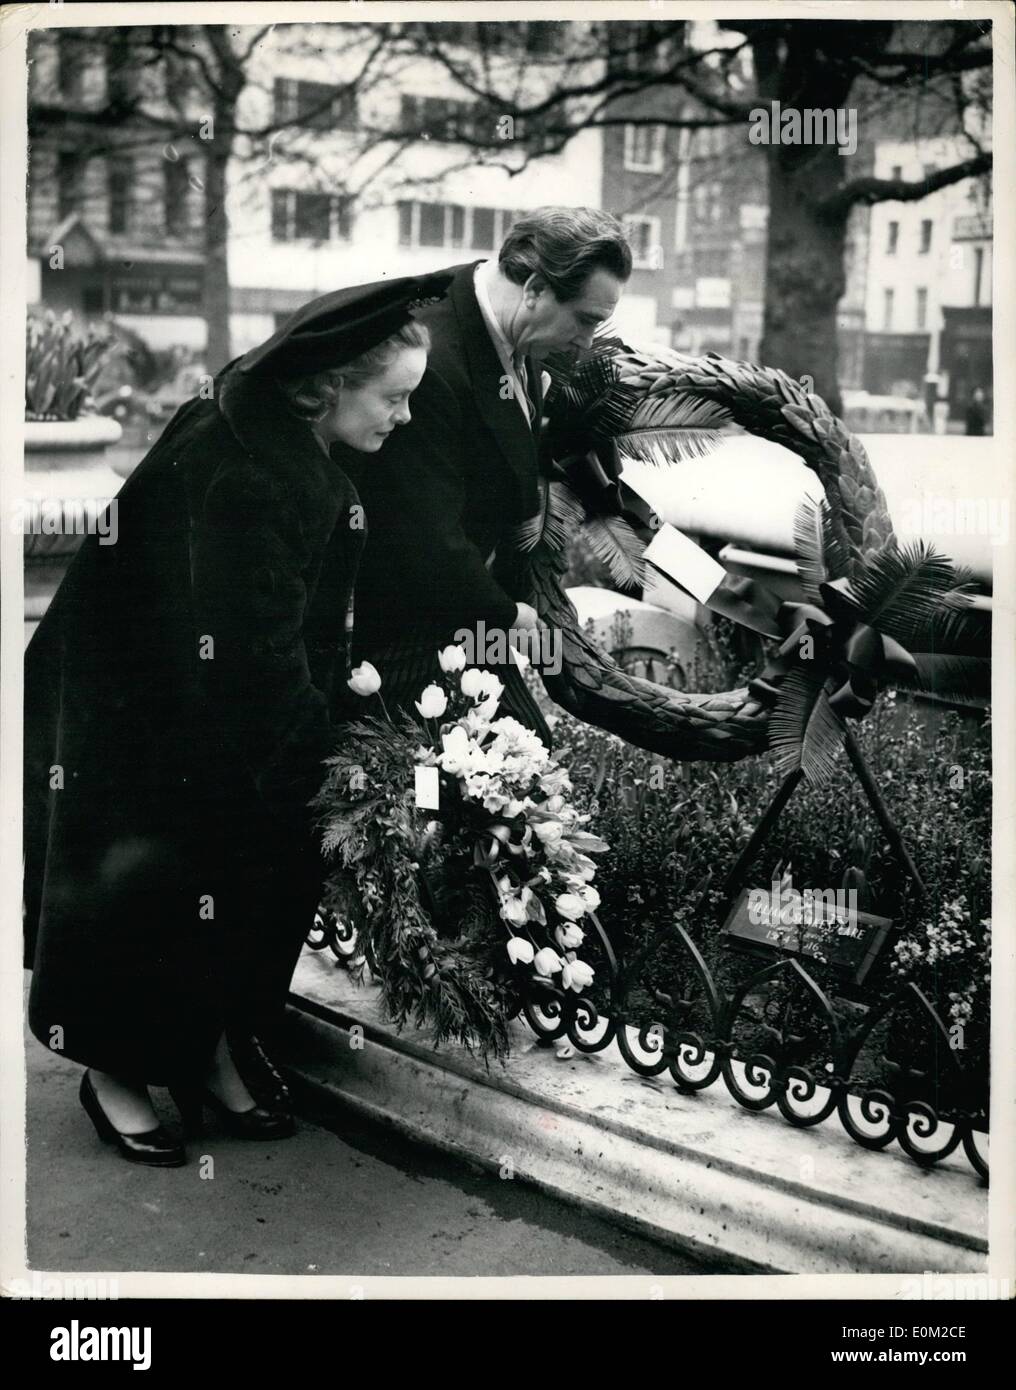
left=555, top=892, right=587, bottom=921
left=533, top=947, right=563, bottom=977
left=414, top=684, right=448, bottom=720
left=506, top=936, right=535, bottom=965
left=438, top=644, right=467, bottom=673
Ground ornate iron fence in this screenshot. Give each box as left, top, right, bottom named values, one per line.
left=306, top=904, right=989, bottom=1182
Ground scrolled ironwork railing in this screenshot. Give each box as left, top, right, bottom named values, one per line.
left=306, top=905, right=988, bottom=1182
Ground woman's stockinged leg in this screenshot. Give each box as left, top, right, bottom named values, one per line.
left=88, top=1070, right=160, bottom=1135
left=201, top=1031, right=257, bottom=1113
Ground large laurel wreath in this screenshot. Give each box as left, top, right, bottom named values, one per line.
left=516, top=342, right=988, bottom=781
left=311, top=345, right=987, bottom=1060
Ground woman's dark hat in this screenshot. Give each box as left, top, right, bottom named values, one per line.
left=238, top=270, right=454, bottom=378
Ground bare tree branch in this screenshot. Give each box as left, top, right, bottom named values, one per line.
left=819, top=151, right=993, bottom=219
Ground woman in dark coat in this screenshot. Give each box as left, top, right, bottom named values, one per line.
left=23, top=273, right=449, bottom=1166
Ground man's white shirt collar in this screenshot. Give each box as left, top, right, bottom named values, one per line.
left=473, top=260, right=519, bottom=366
left=473, top=260, right=533, bottom=423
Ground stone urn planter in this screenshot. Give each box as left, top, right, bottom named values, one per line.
left=23, top=415, right=124, bottom=625
left=23, top=414, right=123, bottom=552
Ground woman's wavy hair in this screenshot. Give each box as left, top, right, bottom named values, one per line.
left=277, top=319, right=431, bottom=422
left=498, top=207, right=633, bottom=303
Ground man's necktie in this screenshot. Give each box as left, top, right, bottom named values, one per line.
left=513, top=354, right=535, bottom=428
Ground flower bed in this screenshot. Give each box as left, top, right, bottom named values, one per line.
left=540, top=669, right=990, bottom=1100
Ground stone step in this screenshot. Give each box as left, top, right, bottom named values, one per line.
left=279, top=948, right=988, bottom=1276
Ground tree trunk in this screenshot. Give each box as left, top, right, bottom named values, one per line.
left=202, top=140, right=232, bottom=374
left=759, top=147, right=849, bottom=419
left=747, top=23, right=887, bottom=421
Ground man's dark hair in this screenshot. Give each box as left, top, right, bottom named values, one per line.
left=498, top=207, right=633, bottom=302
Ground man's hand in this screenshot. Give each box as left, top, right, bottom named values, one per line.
left=513, top=602, right=540, bottom=633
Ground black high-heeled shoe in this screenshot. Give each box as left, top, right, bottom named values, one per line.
left=226, top=1029, right=292, bottom=1110
left=79, top=1071, right=186, bottom=1168
left=168, top=1084, right=296, bottom=1141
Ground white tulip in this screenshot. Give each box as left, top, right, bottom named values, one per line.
left=414, top=684, right=448, bottom=719
left=438, top=725, right=474, bottom=776
left=554, top=892, right=587, bottom=921
left=534, top=820, right=564, bottom=845
left=579, top=885, right=601, bottom=912
left=438, top=644, right=467, bottom=673
left=501, top=896, right=529, bottom=926
left=506, top=936, right=535, bottom=965
left=555, top=922, right=585, bottom=950
left=460, top=668, right=484, bottom=698
left=346, top=661, right=381, bottom=696
left=533, top=947, right=563, bottom=977
left=475, top=671, right=504, bottom=701
left=562, top=957, right=595, bottom=992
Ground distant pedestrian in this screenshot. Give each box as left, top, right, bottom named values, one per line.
left=965, top=387, right=987, bottom=436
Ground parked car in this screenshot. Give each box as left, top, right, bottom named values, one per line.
left=566, top=582, right=704, bottom=689
left=143, top=363, right=209, bottom=421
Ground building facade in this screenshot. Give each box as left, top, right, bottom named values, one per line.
left=227, top=25, right=603, bottom=355
left=27, top=28, right=209, bottom=351
left=863, top=135, right=992, bottom=415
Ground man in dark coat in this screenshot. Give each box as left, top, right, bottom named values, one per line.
left=23, top=275, right=447, bottom=1108
left=343, top=207, right=632, bottom=740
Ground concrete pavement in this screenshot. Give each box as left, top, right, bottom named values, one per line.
left=21, top=982, right=712, bottom=1279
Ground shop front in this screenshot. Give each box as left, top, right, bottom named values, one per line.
left=939, top=306, right=992, bottom=422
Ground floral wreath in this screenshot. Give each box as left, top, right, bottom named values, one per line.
left=312, top=645, right=609, bottom=1062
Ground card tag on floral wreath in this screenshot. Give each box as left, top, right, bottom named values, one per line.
left=414, top=765, right=440, bottom=810
left=643, top=523, right=727, bottom=605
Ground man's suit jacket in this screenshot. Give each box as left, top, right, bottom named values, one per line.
left=344, top=260, right=547, bottom=682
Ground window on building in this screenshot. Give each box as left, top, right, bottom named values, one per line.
left=692, top=181, right=724, bottom=226
left=886, top=220, right=899, bottom=254
left=623, top=123, right=665, bottom=173
left=923, top=163, right=937, bottom=181
left=164, top=160, right=191, bottom=236
left=106, top=30, right=138, bottom=106
left=57, top=151, right=82, bottom=220
left=883, top=288, right=894, bottom=330
left=919, top=219, right=932, bottom=254
left=271, top=189, right=354, bottom=243
left=294, top=191, right=331, bottom=241
left=107, top=158, right=132, bottom=235
left=471, top=206, right=496, bottom=250
left=916, top=287, right=928, bottom=331
left=401, top=94, right=489, bottom=143
left=274, top=78, right=357, bottom=132
left=419, top=202, right=447, bottom=247
left=623, top=215, right=661, bottom=270
left=973, top=246, right=984, bottom=306
left=609, top=23, right=676, bottom=74
left=891, top=165, right=903, bottom=182
left=397, top=200, right=413, bottom=247
left=57, top=33, right=87, bottom=99
left=397, top=201, right=515, bottom=251
left=82, top=285, right=106, bottom=316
